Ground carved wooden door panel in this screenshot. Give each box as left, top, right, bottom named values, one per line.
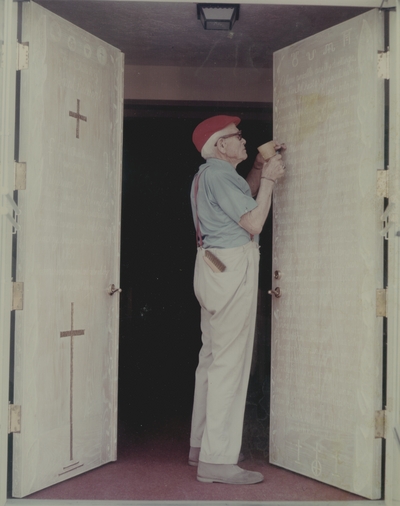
left=270, top=9, right=385, bottom=500
left=12, top=1, right=124, bottom=497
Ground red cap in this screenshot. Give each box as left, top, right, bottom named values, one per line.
left=192, top=115, right=241, bottom=152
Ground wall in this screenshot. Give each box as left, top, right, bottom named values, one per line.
left=124, top=65, right=273, bottom=103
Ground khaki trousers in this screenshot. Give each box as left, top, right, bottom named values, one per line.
left=190, top=241, right=260, bottom=464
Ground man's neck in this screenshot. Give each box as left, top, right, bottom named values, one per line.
left=213, top=152, right=239, bottom=169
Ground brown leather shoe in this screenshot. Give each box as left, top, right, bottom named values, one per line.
left=197, top=462, right=263, bottom=485
left=188, top=447, right=245, bottom=466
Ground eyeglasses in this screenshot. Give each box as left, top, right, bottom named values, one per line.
left=214, top=130, right=243, bottom=146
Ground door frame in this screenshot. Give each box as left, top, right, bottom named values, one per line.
left=1, top=0, right=399, bottom=505
left=0, top=0, right=18, bottom=504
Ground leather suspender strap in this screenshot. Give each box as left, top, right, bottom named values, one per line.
left=193, top=166, right=209, bottom=248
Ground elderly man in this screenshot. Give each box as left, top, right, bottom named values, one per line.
left=188, top=115, right=285, bottom=485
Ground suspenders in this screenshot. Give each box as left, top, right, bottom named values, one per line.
left=193, top=166, right=209, bottom=248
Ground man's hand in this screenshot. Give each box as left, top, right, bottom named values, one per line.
left=253, top=152, right=265, bottom=170
left=274, top=141, right=287, bottom=153
left=261, top=153, right=285, bottom=182
left=240, top=141, right=287, bottom=235
left=261, top=140, right=286, bottom=181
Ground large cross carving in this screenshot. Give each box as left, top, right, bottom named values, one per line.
left=60, top=302, right=85, bottom=463
left=69, top=99, right=87, bottom=139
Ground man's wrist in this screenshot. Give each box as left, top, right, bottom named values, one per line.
left=253, top=162, right=264, bottom=171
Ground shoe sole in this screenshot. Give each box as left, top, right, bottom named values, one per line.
left=197, top=475, right=263, bottom=485
left=189, top=454, right=245, bottom=467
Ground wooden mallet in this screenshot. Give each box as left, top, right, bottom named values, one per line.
left=257, top=140, right=279, bottom=161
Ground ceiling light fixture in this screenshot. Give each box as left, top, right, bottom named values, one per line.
left=197, top=4, right=240, bottom=31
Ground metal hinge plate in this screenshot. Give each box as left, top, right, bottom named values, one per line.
left=375, top=409, right=387, bottom=438
left=377, top=170, right=389, bottom=198
left=376, top=288, right=387, bottom=317
left=15, top=162, right=26, bottom=190
left=17, top=42, right=29, bottom=70
left=12, top=282, right=24, bottom=310
left=378, top=51, right=389, bottom=79
left=8, top=404, right=21, bottom=434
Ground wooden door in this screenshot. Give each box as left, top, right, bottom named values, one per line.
left=12, top=1, right=124, bottom=497
left=270, top=9, right=385, bottom=500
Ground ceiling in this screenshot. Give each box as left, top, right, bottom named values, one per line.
left=35, top=1, right=370, bottom=68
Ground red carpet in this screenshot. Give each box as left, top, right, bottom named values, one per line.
left=27, top=416, right=364, bottom=502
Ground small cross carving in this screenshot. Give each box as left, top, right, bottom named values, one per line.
left=60, top=302, right=85, bottom=461
left=69, top=99, right=87, bottom=139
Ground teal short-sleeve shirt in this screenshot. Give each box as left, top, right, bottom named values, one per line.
left=191, top=159, right=258, bottom=249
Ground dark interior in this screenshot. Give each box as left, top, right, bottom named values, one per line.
left=118, top=104, right=274, bottom=453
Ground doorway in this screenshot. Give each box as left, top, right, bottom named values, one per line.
left=3, top=1, right=391, bottom=501
left=118, top=103, right=274, bottom=448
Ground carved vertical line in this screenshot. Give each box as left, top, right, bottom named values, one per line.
left=70, top=302, right=74, bottom=461
left=76, top=100, right=80, bottom=139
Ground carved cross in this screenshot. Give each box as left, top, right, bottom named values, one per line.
left=60, top=302, right=85, bottom=461
left=69, top=99, right=87, bottom=139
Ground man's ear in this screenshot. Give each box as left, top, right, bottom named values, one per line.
left=216, top=138, right=226, bottom=154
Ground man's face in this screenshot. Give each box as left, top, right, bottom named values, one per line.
left=220, top=125, right=248, bottom=165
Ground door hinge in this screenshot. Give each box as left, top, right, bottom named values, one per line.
left=375, top=409, right=387, bottom=438
left=12, top=281, right=24, bottom=310
left=378, top=50, right=389, bottom=80
left=376, top=288, right=387, bottom=317
left=15, top=162, right=27, bottom=190
left=377, top=170, right=389, bottom=198
left=8, top=404, right=21, bottom=434
left=16, top=42, right=29, bottom=70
